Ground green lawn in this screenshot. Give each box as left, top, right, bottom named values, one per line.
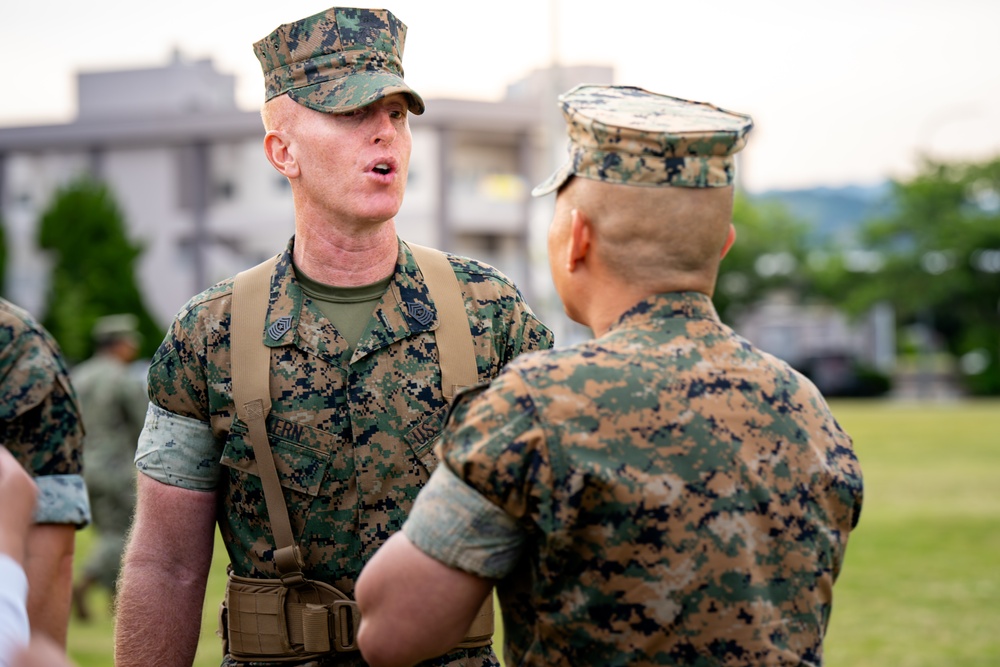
left=66, top=399, right=1000, bottom=666
left=823, top=399, right=1000, bottom=667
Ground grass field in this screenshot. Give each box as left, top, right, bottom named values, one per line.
left=65, top=399, right=1000, bottom=666
left=823, top=399, right=1000, bottom=667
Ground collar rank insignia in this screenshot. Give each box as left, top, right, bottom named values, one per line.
left=267, top=316, right=293, bottom=341
left=406, top=301, right=434, bottom=326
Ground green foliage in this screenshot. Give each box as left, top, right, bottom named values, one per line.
left=36, top=177, right=161, bottom=362
left=715, top=193, right=814, bottom=322
left=821, top=156, right=1000, bottom=395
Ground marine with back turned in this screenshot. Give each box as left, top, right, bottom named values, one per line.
left=356, top=84, right=864, bottom=667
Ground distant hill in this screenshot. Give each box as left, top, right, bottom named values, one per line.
left=749, top=183, right=896, bottom=245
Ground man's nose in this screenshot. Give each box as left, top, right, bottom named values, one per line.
left=371, top=110, right=396, bottom=145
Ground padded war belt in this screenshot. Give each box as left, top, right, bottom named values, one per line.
left=219, top=570, right=494, bottom=662
left=225, top=245, right=492, bottom=662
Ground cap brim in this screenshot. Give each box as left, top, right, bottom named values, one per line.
left=530, top=159, right=575, bottom=197
left=288, top=71, right=425, bottom=115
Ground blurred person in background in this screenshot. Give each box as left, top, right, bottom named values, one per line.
left=0, top=297, right=90, bottom=649
left=70, top=314, right=148, bottom=621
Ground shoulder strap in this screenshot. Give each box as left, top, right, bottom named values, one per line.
left=229, top=246, right=477, bottom=577
left=407, top=243, right=478, bottom=401
left=232, top=255, right=305, bottom=580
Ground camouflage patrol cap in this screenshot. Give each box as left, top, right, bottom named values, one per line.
left=92, top=314, right=140, bottom=346
left=253, top=6, right=425, bottom=115
left=532, top=84, right=753, bottom=196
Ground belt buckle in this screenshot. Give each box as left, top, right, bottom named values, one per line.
left=332, top=600, right=360, bottom=652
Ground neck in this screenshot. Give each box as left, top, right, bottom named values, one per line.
left=582, top=288, right=652, bottom=337
left=575, top=274, right=710, bottom=337
left=564, top=265, right=651, bottom=337
left=293, top=218, right=399, bottom=286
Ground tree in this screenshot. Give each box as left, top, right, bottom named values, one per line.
left=715, top=193, right=814, bottom=323
left=826, top=156, right=1000, bottom=394
left=37, top=177, right=161, bottom=362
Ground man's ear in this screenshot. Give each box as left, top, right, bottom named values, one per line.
left=264, top=130, right=299, bottom=178
left=720, top=223, right=736, bottom=259
left=568, top=208, right=592, bottom=272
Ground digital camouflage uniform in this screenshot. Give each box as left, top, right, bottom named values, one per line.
left=402, top=85, right=864, bottom=666
left=0, top=298, right=90, bottom=527
left=136, top=239, right=552, bottom=667
left=73, top=347, right=148, bottom=589
left=406, top=293, right=864, bottom=666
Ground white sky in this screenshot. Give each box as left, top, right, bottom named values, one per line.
left=2, top=0, right=998, bottom=193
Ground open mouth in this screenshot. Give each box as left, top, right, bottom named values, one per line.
left=372, top=162, right=392, bottom=175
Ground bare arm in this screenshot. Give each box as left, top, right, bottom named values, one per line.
left=0, top=446, right=38, bottom=659
left=10, top=634, right=75, bottom=667
left=114, top=473, right=217, bottom=667
left=355, top=531, right=493, bottom=667
left=23, top=525, right=75, bottom=647
left=0, top=446, right=36, bottom=565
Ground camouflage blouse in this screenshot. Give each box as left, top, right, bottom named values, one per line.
left=0, top=298, right=89, bottom=526
left=405, top=291, right=864, bottom=667
left=136, top=237, right=552, bottom=667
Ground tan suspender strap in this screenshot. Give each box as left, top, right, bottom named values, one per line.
left=407, top=243, right=478, bottom=402
left=232, top=255, right=304, bottom=579
left=407, top=244, right=495, bottom=648
left=227, top=246, right=493, bottom=652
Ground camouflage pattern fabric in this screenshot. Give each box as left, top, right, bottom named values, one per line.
left=406, top=291, right=864, bottom=667
left=0, top=298, right=90, bottom=527
left=254, top=6, right=425, bottom=114
left=141, top=237, right=552, bottom=667
left=532, top=85, right=754, bottom=195
left=73, top=354, right=148, bottom=588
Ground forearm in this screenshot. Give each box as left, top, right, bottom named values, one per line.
left=114, top=474, right=217, bottom=667
left=356, top=532, right=493, bottom=667
left=114, top=553, right=209, bottom=666
left=23, top=525, right=75, bottom=647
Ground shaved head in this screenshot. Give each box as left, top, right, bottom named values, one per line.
left=558, top=177, right=735, bottom=294
left=260, top=94, right=298, bottom=132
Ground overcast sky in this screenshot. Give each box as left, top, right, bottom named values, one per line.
left=2, top=0, right=998, bottom=193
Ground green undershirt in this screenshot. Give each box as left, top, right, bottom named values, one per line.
left=294, top=265, right=393, bottom=351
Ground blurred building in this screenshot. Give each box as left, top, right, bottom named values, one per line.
left=733, top=293, right=899, bottom=396
left=0, top=55, right=896, bottom=375
left=0, top=51, right=610, bottom=343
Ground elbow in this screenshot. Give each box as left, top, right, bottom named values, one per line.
left=356, top=631, right=385, bottom=667
left=358, top=617, right=465, bottom=667
left=357, top=621, right=406, bottom=667
left=357, top=617, right=453, bottom=667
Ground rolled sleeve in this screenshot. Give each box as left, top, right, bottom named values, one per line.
left=33, top=474, right=90, bottom=527
left=135, top=403, right=220, bottom=490
left=403, top=464, right=525, bottom=580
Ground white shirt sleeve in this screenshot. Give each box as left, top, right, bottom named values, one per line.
left=0, top=553, right=30, bottom=667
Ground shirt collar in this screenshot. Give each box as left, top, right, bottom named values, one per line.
left=260, top=237, right=446, bottom=362
left=608, top=291, right=721, bottom=335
